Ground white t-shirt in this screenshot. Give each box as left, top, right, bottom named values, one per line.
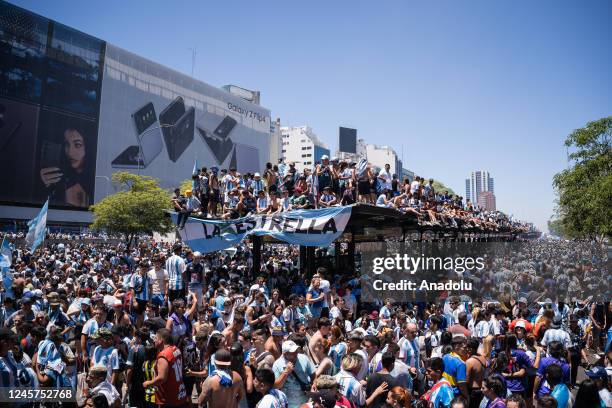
left=148, top=268, right=168, bottom=295
left=318, top=279, right=331, bottom=308
left=91, top=380, right=120, bottom=407
left=379, top=170, right=392, bottom=190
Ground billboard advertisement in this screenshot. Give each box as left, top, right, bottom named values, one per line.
left=339, top=126, right=357, bottom=153
left=0, top=0, right=105, bottom=209
left=0, top=1, right=272, bottom=212
left=94, top=44, right=271, bottom=203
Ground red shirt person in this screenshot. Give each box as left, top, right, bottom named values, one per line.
left=143, top=328, right=188, bottom=407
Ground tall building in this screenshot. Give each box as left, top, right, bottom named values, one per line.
left=269, top=118, right=283, bottom=164
left=337, top=138, right=367, bottom=163
left=402, top=168, right=415, bottom=183
left=280, top=126, right=330, bottom=171
left=465, top=171, right=494, bottom=204
left=477, top=191, right=497, bottom=211
left=365, top=144, right=401, bottom=176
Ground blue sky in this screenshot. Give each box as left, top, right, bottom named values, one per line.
left=11, top=0, right=612, bottom=231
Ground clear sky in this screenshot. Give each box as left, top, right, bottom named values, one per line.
left=11, top=0, right=612, bottom=231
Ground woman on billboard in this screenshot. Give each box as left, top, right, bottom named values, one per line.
left=39, top=127, right=93, bottom=208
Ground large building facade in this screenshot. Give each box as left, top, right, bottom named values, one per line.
left=365, top=144, right=401, bottom=176
left=280, top=126, right=330, bottom=171
left=465, top=170, right=494, bottom=205
left=477, top=191, right=497, bottom=211
left=0, top=0, right=274, bottom=223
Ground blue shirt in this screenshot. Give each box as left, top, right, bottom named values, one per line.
left=536, top=357, right=570, bottom=397
left=273, top=354, right=315, bottom=408
left=328, top=342, right=347, bottom=370
left=131, top=273, right=151, bottom=301
left=506, top=349, right=532, bottom=392
left=307, top=288, right=324, bottom=309
left=551, top=384, right=571, bottom=408
left=442, top=352, right=467, bottom=394
left=91, top=345, right=120, bottom=382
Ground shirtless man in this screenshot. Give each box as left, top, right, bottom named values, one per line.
left=264, top=326, right=285, bottom=359
left=465, top=338, right=488, bottom=408
left=308, top=317, right=331, bottom=364
left=209, top=168, right=220, bottom=217
left=222, top=315, right=245, bottom=348
left=264, top=163, right=278, bottom=193
left=198, top=349, right=244, bottom=408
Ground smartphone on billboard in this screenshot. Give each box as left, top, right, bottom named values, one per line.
left=197, top=126, right=234, bottom=164
left=212, top=115, right=237, bottom=139
left=40, top=140, right=63, bottom=169
left=167, top=106, right=194, bottom=162
left=112, top=102, right=163, bottom=168
left=159, top=97, right=194, bottom=162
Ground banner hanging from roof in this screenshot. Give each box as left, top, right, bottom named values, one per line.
left=172, top=206, right=352, bottom=254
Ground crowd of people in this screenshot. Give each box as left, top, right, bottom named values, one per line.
left=0, top=231, right=609, bottom=408
left=171, top=157, right=532, bottom=235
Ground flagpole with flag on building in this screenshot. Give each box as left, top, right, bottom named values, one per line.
left=192, top=158, right=199, bottom=191
left=25, top=198, right=49, bottom=253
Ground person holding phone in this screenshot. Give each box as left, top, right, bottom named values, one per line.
left=39, top=128, right=90, bottom=207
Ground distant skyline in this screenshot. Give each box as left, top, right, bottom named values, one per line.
left=10, top=0, right=612, bottom=231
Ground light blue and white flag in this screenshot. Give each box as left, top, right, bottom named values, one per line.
left=0, top=237, right=13, bottom=300
left=357, top=158, right=368, bottom=177
left=172, top=205, right=353, bottom=254
left=192, top=159, right=199, bottom=191
left=25, top=199, right=49, bottom=252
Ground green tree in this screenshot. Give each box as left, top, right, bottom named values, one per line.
left=179, top=179, right=193, bottom=194
left=552, top=117, right=612, bottom=240
left=547, top=217, right=567, bottom=238
left=432, top=180, right=455, bottom=196
left=90, top=172, right=174, bottom=247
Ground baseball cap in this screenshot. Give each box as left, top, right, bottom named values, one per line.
left=91, top=327, right=113, bottom=340
left=514, top=320, right=526, bottom=330
left=321, top=155, right=329, bottom=160
left=47, top=292, right=60, bottom=306
left=282, top=340, right=300, bottom=353
left=585, top=366, right=607, bottom=379
left=518, top=297, right=528, bottom=304
left=249, top=284, right=260, bottom=292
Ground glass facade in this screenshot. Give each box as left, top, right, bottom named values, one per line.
left=0, top=0, right=105, bottom=208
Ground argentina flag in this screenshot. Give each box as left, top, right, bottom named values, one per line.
left=25, top=199, right=49, bottom=252
left=192, top=159, right=199, bottom=190
left=0, top=238, right=13, bottom=300
left=357, top=158, right=368, bottom=177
